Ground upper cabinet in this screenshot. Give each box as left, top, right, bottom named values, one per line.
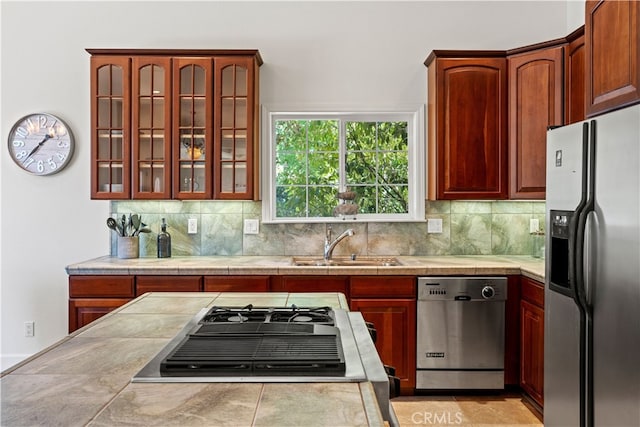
left=565, top=27, right=586, bottom=125
left=586, top=0, right=640, bottom=117
left=91, top=56, right=131, bottom=199
left=426, top=52, right=508, bottom=200
left=508, top=45, right=563, bottom=199
left=426, top=28, right=585, bottom=201
left=88, top=49, right=262, bottom=200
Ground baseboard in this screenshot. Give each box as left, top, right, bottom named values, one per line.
left=1, top=354, right=32, bottom=372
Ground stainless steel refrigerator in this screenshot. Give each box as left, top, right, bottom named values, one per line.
left=545, top=104, right=640, bottom=427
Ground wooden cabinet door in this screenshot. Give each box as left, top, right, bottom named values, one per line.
left=350, top=298, right=416, bottom=393
left=131, top=57, right=172, bottom=199
left=427, top=55, right=508, bottom=200
left=69, top=298, right=132, bottom=333
left=520, top=277, right=544, bottom=407
left=508, top=46, right=563, bottom=199
left=173, top=57, right=214, bottom=199
left=204, top=276, right=270, bottom=292
left=520, top=299, right=544, bottom=407
left=586, top=0, right=640, bottom=116
left=270, top=276, right=349, bottom=296
left=69, top=275, right=135, bottom=332
left=565, top=28, right=586, bottom=125
left=214, top=56, right=258, bottom=200
left=90, top=56, right=131, bottom=200
left=136, top=275, right=202, bottom=296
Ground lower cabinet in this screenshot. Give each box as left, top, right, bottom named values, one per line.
left=270, top=276, right=349, bottom=295
left=68, top=275, right=135, bottom=332
left=136, top=276, right=202, bottom=296
left=520, top=277, right=544, bottom=407
left=349, top=276, right=416, bottom=394
left=204, top=275, right=270, bottom=292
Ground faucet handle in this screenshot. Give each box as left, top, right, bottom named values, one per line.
left=326, top=225, right=332, bottom=240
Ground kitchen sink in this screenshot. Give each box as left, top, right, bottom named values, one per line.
left=291, top=256, right=402, bottom=267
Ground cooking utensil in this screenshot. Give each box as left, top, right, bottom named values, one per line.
left=131, top=214, right=141, bottom=235
left=107, top=217, right=124, bottom=236
left=106, top=218, right=120, bottom=235
left=121, top=215, right=127, bottom=236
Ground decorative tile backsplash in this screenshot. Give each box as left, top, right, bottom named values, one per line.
left=111, top=200, right=545, bottom=258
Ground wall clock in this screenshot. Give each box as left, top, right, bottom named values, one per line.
left=7, top=112, right=75, bottom=176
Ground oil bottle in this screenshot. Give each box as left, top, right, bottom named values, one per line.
left=157, top=218, right=171, bottom=258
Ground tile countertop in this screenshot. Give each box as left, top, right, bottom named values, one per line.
left=1, top=292, right=387, bottom=427
left=65, top=255, right=545, bottom=283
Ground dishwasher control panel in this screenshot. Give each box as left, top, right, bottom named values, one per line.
left=417, top=277, right=507, bottom=301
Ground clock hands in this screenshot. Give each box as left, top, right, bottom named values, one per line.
left=23, top=133, right=53, bottom=162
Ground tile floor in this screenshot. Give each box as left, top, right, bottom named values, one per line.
left=391, top=393, right=542, bottom=427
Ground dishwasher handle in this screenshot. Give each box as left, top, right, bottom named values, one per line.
left=454, top=295, right=471, bottom=301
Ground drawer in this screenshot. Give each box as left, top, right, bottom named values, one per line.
left=521, top=277, right=544, bottom=307
left=69, top=275, right=135, bottom=298
left=204, top=276, right=270, bottom=292
left=136, top=276, right=202, bottom=296
left=350, top=276, right=416, bottom=298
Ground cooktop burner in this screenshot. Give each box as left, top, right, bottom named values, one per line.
left=159, top=305, right=345, bottom=377
left=201, top=305, right=336, bottom=325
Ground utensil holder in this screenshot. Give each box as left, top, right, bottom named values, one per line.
left=117, top=236, right=139, bottom=259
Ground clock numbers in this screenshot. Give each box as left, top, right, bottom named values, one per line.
left=15, top=126, right=29, bottom=138
left=13, top=140, right=25, bottom=148
left=15, top=150, right=28, bottom=160
left=47, top=158, right=58, bottom=171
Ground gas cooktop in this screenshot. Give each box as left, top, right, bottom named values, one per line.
left=133, top=305, right=366, bottom=382
left=160, top=305, right=345, bottom=377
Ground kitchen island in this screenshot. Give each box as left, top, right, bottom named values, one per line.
left=1, top=292, right=388, bottom=427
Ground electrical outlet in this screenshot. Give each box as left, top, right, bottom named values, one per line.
left=188, top=218, right=198, bottom=234
left=24, top=321, right=35, bottom=337
left=243, top=219, right=259, bottom=235
left=530, top=218, right=540, bottom=233
left=427, top=218, right=443, bottom=234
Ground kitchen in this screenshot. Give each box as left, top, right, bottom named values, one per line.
left=2, top=1, right=637, bottom=426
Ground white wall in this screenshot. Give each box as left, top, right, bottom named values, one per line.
left=1, top=1, right=569, bottom=369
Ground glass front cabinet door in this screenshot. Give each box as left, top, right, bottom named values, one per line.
left=173, top=58, right=214, bottom=199
left=89, top=49, right=261, bottom=201
left=214, top=56, right=258, bottom=199
left=91, top=56, right=131, bottom=199
left=132, top=57, right=172, bottom=199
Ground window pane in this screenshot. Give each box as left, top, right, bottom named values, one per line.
left=276, top=120, right=308, bottom=152
left=308, top=152, right=338, bottom=185
left=379, top=151, right=408, bottom=183
left=276, top=186, right=307, bottom=217
left=346, top=121, right=376, bottom=150
left=276, top=151, right=307, bottom=185
left=346, top=151, right=376, bottom=183
left=379, top=185, right=409, bottom=213
left=308, top=120, right=338, bottom=151
left=308, top=186, right=336, bottom=217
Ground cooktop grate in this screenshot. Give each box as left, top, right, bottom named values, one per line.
left=161, top=334, right=345, bottom=376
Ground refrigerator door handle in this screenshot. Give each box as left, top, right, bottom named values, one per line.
left=573, top=119, right=597, bottom=427
left=575, top=120, right=596, bottom=312
left=568, top=122, right=591, bottom=302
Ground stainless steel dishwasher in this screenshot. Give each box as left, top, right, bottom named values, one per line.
left=416, top=276, right=507, bottom=390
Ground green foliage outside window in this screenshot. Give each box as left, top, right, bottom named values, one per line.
left=274, top=118, right=409, bottom=219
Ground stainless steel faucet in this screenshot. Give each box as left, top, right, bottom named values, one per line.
left=324, top=225, right=355, bottom=261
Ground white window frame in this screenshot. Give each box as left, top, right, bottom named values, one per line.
left=261, top=105, right=425, bottom=223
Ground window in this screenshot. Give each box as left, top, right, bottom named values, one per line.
left=262, top=107, right=425, bottom=223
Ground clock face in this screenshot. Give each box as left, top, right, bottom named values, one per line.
left=8, top=113, right=75, bottom=176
